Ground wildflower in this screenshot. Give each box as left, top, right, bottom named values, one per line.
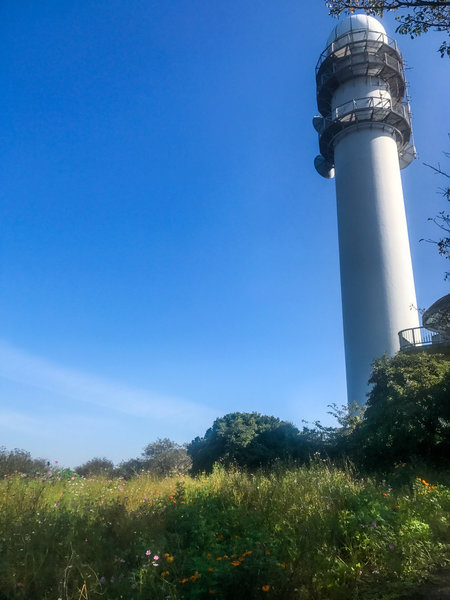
left=216, top=557, right=222, bottom=561
left=99, top=577, right=106, bottom=584
left=190, top=571, right=200, bottom=582
left=180, top=578, right=188, bottom=584
left=265, top=551, right=271, bottom=555
left=208, top=568, right=214, bottom=572
left=262, top=585, right=270, bottom=592
left=209, top=591, right=216, bottom=595
left=54, top=503, right=59, bottom=507
left=371, top=521, right=377, bottom=528
left=232, top=561, right=240, bottom=567
left=154, top=555, right=159, bottom=561
left=161, top=570, right=169, bottom=577
left=388, top=544, right=394, bottom=550
left=146, top=550, right=152, bottom=556
left=217, top=534, right=224, bottom=541
left=280, top=562, right=286, bottom=569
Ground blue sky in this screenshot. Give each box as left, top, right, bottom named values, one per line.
left=0, top=1, right=448, bottom=467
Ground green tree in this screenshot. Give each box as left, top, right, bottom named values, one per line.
left=0, top=447, right=47, bottom=477
left=74, top=457, right=115, bottom=478
left=187, top=412, right=301, bottom=472
left=142, top=438, right=192, bottom=477
left=325, top=0, right=450, bottom=56
left=353, top=352, right=450, bottom=470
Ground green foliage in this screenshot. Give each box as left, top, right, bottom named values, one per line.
left=0, top=465, right=448, bottom=599
left=353, top=352, right=450, bottom=470
left=74, top=457, right=115, bottom=478
left=187, top=412, right=302, bottom=472
left=0, top=447, right=47, bottom=477
left=142, top=438, right=192, bottom=477
left=325, top=0, right=450, bottom=57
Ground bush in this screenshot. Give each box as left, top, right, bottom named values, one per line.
left=187, top=412, right=302, bottom=472
left=352, top=352, right=450, bottom=471
left=0, top=447, right=47, bottom=477
left=74, top=457, right=115, bottom=478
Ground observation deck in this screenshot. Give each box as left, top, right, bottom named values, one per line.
left=315, top=28, right=406, bottom=118
left=398, top=326, right=450, bottom=354
left=313, top=19, right=416, bottom=178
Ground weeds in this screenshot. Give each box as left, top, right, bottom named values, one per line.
left=0, top=463, right=448, bottom=599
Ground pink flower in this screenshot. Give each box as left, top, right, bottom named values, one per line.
left=146, top=550, right=151, bottom=556
left=153, top=555, right=159, bottom=561
left=388, top=544, right=394, bottom=550
left=371, top=522, right=377, bottom=528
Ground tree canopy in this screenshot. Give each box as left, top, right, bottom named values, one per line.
left=353, top=352, right=450, bottom=469
left=325, top=0, right=450, bottom=56
left=187, top=412, right=302, bottom=472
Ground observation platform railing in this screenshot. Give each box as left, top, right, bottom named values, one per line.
left=398, top=326, right=450, bottom=352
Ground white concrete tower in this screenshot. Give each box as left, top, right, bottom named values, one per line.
left=313, top=14, right=420, bottom=407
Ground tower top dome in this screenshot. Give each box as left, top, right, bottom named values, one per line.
left=326, top=13, right=387, bottom=47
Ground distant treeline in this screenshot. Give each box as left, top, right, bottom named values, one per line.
left=2, top=352, right=449, bottom=479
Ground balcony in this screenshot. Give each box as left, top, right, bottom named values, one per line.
left=398, top=326, right=450, bottom=353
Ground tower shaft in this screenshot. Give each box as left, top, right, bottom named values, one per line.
left=313, top=15, right=419, bottom=407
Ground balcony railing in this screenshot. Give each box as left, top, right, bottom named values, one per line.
left=398, top=326, right=450, bottom=351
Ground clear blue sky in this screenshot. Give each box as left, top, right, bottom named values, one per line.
left=0, top=1, right=448, bottom=467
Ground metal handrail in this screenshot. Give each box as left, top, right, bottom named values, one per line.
left=316, top=95, right=412, bottom=162
left=316, top=28, right=400, bottom=74
left=398, top=326, right=449, bottom=351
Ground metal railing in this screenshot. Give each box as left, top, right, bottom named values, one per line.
left=398, top=326, right=449, bottom=351
left=316, top=95, right=412, bottom=162
left=316, top=28, right=400, bottom=74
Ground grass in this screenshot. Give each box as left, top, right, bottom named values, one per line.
left=0, top=462, right=449, bottom=599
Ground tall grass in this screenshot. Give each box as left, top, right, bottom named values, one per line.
left=0, top=462, right=448, bottom=599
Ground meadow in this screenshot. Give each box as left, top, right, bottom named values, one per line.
left=1, top=462, right=449, bottom=600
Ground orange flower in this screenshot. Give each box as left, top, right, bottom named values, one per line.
left=180, top=578, right=188, bottom=584
left=208, top=568, right=214, bottom=572
left=190, top=571, right=200, bottom=582
left=216, top=557, right=222, bottom=561
left=262, top=585, right=270, bottom=592
left=280, top=562, right=286, bottom=569
left=209, top=591, right=215, bottom=595
left=232, top=560, right=240, bottom=567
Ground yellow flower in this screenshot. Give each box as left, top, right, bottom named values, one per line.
left=161, top=570, right=169, bottom=577
left=262, top=585, right=270, bottom=592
